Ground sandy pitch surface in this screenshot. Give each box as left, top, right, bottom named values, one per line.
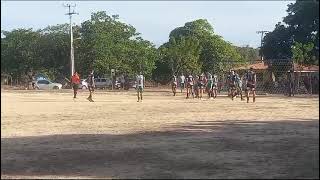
left=1, top=89, right=319, bottom=179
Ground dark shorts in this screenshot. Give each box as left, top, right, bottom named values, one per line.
left=72, top=84, right=79, bottom=90
left=88, top=85, right=95, bottom=91
left=229, top=84, right=236, bottom=89
left=180, top=83, right=185, bottom=88
left=187, top=83, right=193, bottom=88
left=198, top=82, right=205, bottom=88
left=246, top=83, right=255, bottom=91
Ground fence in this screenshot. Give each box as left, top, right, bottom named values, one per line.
left=228, top=59, right=319, bottom=95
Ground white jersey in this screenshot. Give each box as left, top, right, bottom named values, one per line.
left=180, top=75, right=185, bottom=83
left=136, top=75, right=144, bottom=87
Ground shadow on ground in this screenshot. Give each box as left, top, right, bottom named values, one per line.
left=1, top=119, right=319, bottom=179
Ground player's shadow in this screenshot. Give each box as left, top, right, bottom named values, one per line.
left=1, top=119, right=319, bottom=179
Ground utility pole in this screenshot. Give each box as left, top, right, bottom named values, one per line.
left=256, top=30, right=269, bottom=61
left=64, top=3, right=78, bottom=77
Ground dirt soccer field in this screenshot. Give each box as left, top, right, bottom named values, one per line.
left=1, top=89, right=319, bottom=179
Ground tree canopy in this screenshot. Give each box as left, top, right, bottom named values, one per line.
left=262, top=0, right=319, bottom=65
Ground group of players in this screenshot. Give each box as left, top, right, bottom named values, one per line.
left=171, top=67, right=257, bottom=103
left=70, top=68, right=256, bottom=103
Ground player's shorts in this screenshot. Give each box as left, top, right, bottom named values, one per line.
left=187, top=83, right=193, bottom=88
left=72, top=84, right=79, bottom=90
left=212, top=83, right=218, bottom=89
left=246, top=83, right=255, bottom=91
left=180, top=83, right=185, bottom=88
left=198, top=82, right=205, bottom=89
left=229, top=83, right=236, bottom=89
left=88, top=85, right=95, bottom=92
left=137, top=86, right=143, bottom=93
left=172, top=82, right=177, bottom=87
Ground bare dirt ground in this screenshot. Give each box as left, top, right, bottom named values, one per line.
left=1, top=89, right=319, bottom=179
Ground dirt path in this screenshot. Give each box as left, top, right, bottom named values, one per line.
left=1, top=90, right=319, bottom=179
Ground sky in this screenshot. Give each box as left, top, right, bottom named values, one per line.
left=1, top=1, right=294, bottom=48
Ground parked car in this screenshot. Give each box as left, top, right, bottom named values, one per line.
left=94, top=77, right=112, bottom=89
left=34, top=79, right=62, bottom=90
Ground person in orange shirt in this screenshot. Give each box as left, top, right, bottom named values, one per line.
left=71, top=72, right=80, bottom=99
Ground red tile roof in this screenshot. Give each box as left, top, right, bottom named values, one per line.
left=233, top=61, right=268, bottom=70
left=294, top=64, right=319, bottom=71
left=234, top=61, right=319, bottom=72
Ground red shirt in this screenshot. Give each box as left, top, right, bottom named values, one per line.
left=71, top=74, right=80, bottom=84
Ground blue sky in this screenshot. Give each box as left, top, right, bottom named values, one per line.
left=1, top=1, right=294, bottom=48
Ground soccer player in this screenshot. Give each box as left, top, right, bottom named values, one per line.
left=86, top=70, right=95, bottom=102
left=234, top=72, right=244, bottom=101
left=206, top=72, right=213, bottom=99
left=212, top=73, right=219, bottom=98
left=198, top=73, right=205, bottom=99
left=71, top=72, right=80, bottom=99
left=136, top=72, right=144, bottom=102
left=180, top=73, right=185, bottom=93
left=172, top=75, right=178, bottom=96
left=245, top=67, right=257, bottom=103
left=227, top=70, right=236, bottom=100
left=186, top=74, right=194, bottom=99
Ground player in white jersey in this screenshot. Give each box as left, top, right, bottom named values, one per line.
left=179, top=74, right=185, bottom=93
left=136, top=72, right=144, bottom=102
left=186, top=74, right=194, bottom=99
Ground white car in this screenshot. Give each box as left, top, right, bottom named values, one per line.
left=80, top=79, right=88, bottom=89
left=34, top=79, right=62, bottom=90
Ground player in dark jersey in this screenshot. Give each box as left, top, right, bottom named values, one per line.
left=227, top=70, right=237, bottom=100
left=86, top=70, right=95, bottom=102
left=198, top=73, right=206, bottom=99
left=244, top=67, right=257, bottom=103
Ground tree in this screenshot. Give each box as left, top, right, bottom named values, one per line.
left=159, top=36, right=201, bottom=75
left=292, top=41, right=315, bottom=65
left=262, top=0, right=319, bottom=64
left=1, top=29, right=42, bottom=80
left=235, top=45, right=260, bottom=63
left=77, top=11, right=157, bottom=78
left=261, top=23, right=293, bottom=60
left=167, top=19, right=245, bottom=74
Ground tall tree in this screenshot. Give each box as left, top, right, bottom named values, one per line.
left=262, top=0, right=319, bottom=64
left=77, top=11, right=157, bottom=78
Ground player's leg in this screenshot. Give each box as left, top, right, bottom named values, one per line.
left=140, top=87, right=143, bottom=101
left=87, top=86, right=93, bottom=102
left=136, top=87, right=140, bottom=102
left=246, top=87, right=250, bottom=103
left=240, top=88, right=244, bottom=101
left=191, top=85, right=194, bottom=98
left=72, top=84, right=76, bottom=98
left=186, top=85, right=189, bottom=99
left=252, top=87, right=256, bottom=103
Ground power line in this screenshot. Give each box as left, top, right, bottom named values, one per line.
left=64, top=3, right=78, bottom=77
